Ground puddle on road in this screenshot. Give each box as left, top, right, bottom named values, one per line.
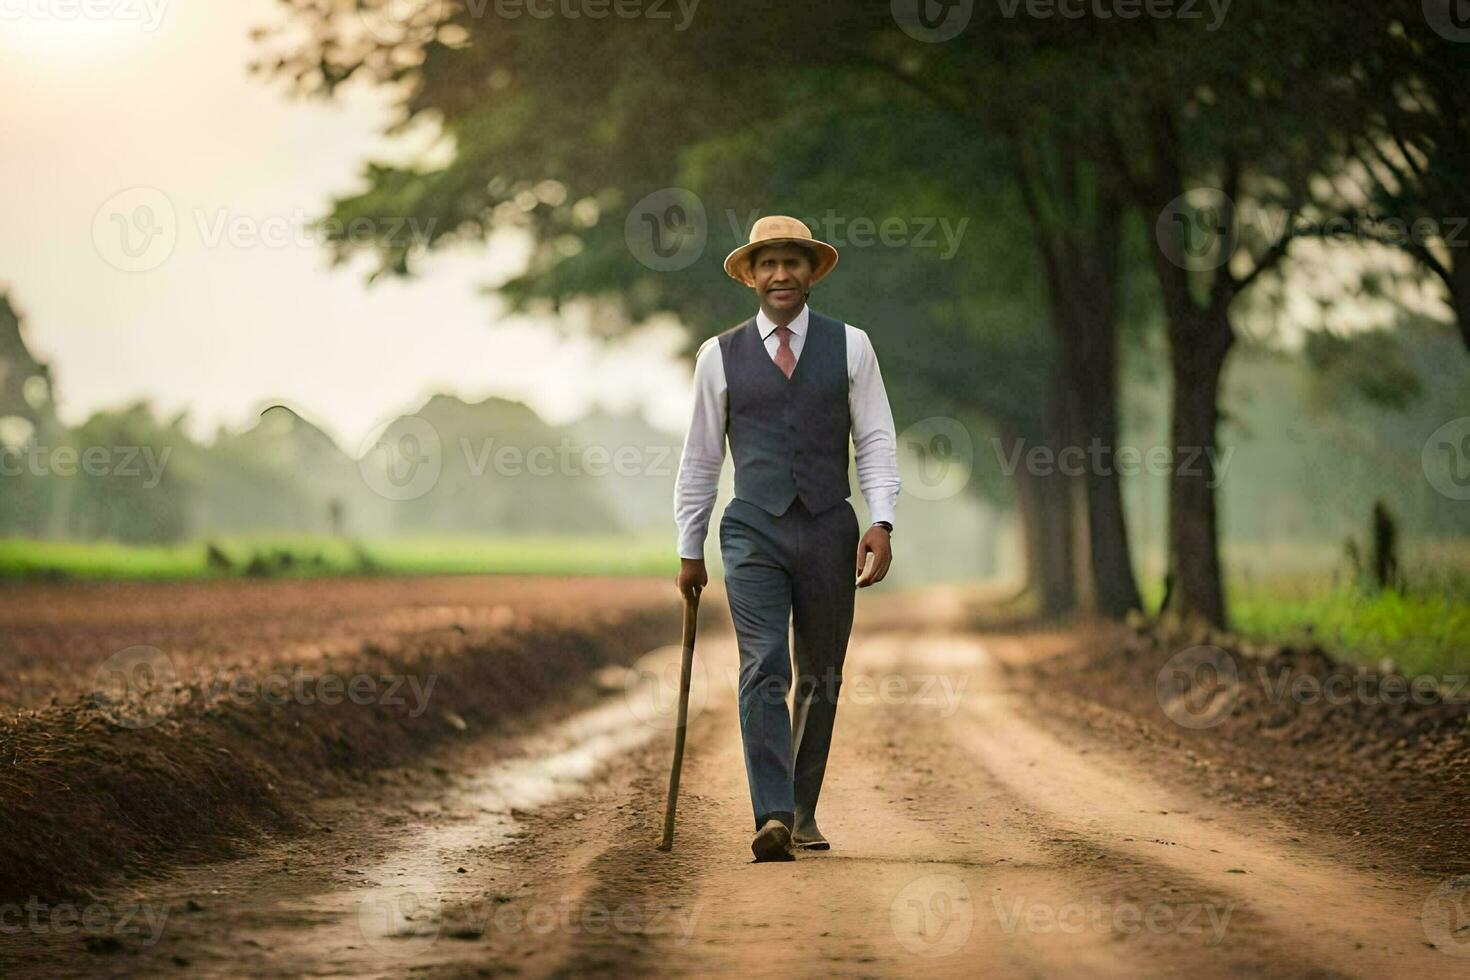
left=245, top=641, right=717, bottom=971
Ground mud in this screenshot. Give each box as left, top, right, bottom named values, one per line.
left=0, top=575, right=689, bottom=906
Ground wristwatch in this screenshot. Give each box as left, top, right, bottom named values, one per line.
left=872, top=521, right=893, bottom=535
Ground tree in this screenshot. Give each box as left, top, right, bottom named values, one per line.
left=1094, top=1, right=1395, bottom=626
left=1303, top=0, right=1470, bottom=351
left=251, top=2, right=1156, bottom=617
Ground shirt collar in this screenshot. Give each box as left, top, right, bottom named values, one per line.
left=756, top=303, right=809, bottom=340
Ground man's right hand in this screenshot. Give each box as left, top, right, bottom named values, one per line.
left=676, top=557, right=707, bottom=599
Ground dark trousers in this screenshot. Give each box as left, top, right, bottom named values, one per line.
left=719, top=495, right=859, bottom=832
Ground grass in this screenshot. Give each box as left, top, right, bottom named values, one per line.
left=1136, top=540, right=1470, bottom=676
left=1228, top=574, right=1470, bottom=677
left=0, top=534, right=677, bottom=582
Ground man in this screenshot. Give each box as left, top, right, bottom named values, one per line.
left=673, top=214, right=901, bottom=863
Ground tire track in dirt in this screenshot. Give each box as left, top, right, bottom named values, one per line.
left=936, top=632, right=1462, bottom=979
left=522, top=630, right=1462, bottom=977
left=613, top=632, right=1323, bottom=977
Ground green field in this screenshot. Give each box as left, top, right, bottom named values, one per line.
left=0, top=535, right=677, bottom=582
left=1135, top=540, right=1470, bottom=676
left=1227, top=565, right=1470, bottom=677
left=1230, top=582, right=1470, bottom=676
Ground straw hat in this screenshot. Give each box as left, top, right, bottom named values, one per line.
left=723, top=215, right=839, bottom=287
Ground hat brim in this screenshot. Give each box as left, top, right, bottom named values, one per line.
left=723, top=237, right=839, bottom=288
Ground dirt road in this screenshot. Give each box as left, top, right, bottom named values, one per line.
left=4, top=617, right=1464, bottom=977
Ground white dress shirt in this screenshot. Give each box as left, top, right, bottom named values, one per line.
left=673, top=304, right=901, bottom=560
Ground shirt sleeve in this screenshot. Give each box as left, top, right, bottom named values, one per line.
left=847, top=324, right=901, bottom=528
left=673, top=336, right=727, bottom=560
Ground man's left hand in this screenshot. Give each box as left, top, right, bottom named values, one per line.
left=855, top=525, right=892, bottom=588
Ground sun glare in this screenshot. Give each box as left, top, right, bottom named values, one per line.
left=0, top=7, right=160, bottom=71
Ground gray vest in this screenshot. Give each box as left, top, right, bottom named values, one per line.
left=719, top=308, right=851, bottom=517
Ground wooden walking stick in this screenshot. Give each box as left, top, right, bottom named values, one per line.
left=657, top=586, right=700, bottom=851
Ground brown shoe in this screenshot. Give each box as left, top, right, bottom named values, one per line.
left=750, top=818, right=795, bottom=862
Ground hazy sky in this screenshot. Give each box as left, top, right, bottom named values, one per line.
left=0, top=0, right=697, bottom=453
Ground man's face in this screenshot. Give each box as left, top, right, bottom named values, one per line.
left=750, top=243, right=814, bottom=316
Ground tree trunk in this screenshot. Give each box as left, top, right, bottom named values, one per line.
left=1069, top=338, right=1144, bottom=617
left=1009, top=138, right=1142, bottom=620
left=1006, top=429, right=1076, bottom=618
left=1020, top=166, right=1143, bottom=620
left=1163, top=309, right=1234, bottom=628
